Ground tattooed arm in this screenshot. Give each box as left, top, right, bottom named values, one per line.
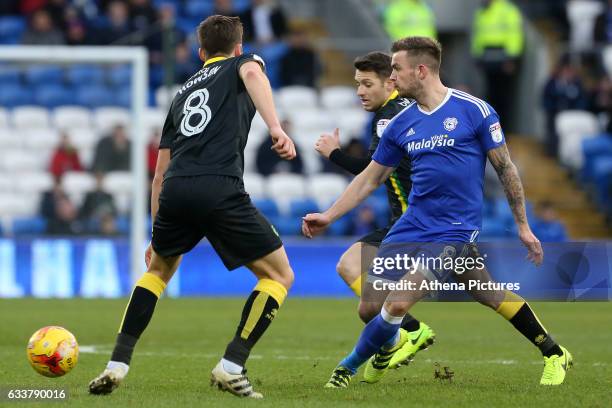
left=488, top=144, right=544, bottom=265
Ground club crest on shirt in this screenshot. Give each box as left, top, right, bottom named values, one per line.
left=443, top=117, right=458, bottom=131
left=489, top=122, right=503, bottom=143
left=376, top=119, right=391, bottom=137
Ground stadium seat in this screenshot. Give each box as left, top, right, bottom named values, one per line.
left=0, top=16, right=26, bottom=44
left=592, top=156, right=612, bottom=206
left=286, top=109, right=333, bottom=131
left=66, top=65, right=105, bottom=86
left=143, top=108, right=166, bottom=133
left=567, top=0, right=604, bottom=51
left=295, top=140, right=324, bottom=174
left=24, top=65, right=64, bottom=85
left=14, top=172, right=54, bottom=194
left=12, top=106, right=50, bottom=129
left=102, top=171, right=132, bottom=194
left=155, top=85, right=181, bottom=107
left=289, top=198, right=319, bottom=217
left=115, top=86, right=131, bottom=108
left=183, top=0, right=214, bottom=18
left=271, top=215, right=302, bottom=235
left=68, top=129, right=98, bottom=151
left=0, top=173, right=13, bottom=193
left=243, top=173, right=265, bottom=199
left=93, top=107, right=130, bottom=133
left=0, top=84, right=33, bottom=107
left=329, top=108, right=370, bottom=137
left=556, top=110, right=600, bottom=169
left=321, top=86, right=359, bottom=109
left=480, top=217, right=509, bottom=239
left=252, top=198, right=279, bottom=218
left=108, top=64, right=132, bottom=87
left=12, top=217, right=47, bottom=236
left=581, top=135, right=612, bottom=181
left=0, top=128, right=23, bottom=149
left=277, top=86, right=318, bottom=109
left=0, top=194, right=38, bottom=218
left=0, top=108, right=8, bottom=128
left=327, top=216, right=351, bottom=236
left=603, top=45, right=612, bottom=77
left=63, top=172, right=96, bottom=195
left=22, top=128, right=60, bottom=151
left=266, top=174, right=306, bottom=211
left=53, top=106, right=92, bottom=130
left=34, top=85, right=74, bottom=108
left=307, top=174, right=348, bottom=208
left=0, top=66, right=21, bottom=85
left=1, top=150, right=44, bottom=172
left=75, top=85, right=115, bottom=108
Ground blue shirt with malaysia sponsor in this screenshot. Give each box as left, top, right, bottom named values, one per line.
left=372, top=88, right=505, bottom=243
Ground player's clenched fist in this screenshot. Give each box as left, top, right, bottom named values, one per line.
left=302, top=213, right=332, bottom=238
left=270, top=126, right=296, bottom=160
left=315, top=128, right=341, bottom=159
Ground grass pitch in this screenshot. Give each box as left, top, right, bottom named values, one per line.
left=0, top=298, right=610, bottom=407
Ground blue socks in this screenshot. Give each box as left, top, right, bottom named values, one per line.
left=338, top=308, right=404, bottom=374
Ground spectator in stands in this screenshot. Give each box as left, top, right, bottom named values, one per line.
left=147, top=129, right=161, bottom=180
left=383, top=0, right=437, bottom=40
left=214, top=0, right=236, bottom=16
left=91, top=125, right=131, bottom=173
left=351, top=205, right=378, bottom=236
left=279, top=29, right=321, bottom=88
left=542, top=57, right=588, bottom=158
left=79, top=172, right=119, bottom=235
left=240, top=0, right=288, bottom=44
left=45, top=0, right=70, bottom=31
left=129, top=0, right=158, bottom=32
left=40, top=176, right=81, bottom=235
left=256, top=119, right=304, bottom=176
left=49, top=132, right=83, bottom=178
left=174, top=41, right=199, bottom=83
left=0, top=1, right=19, bottom=15
left=590, top=75, right=612, bottom=116
left=97, top=0, right=132, bottom=45
left=531, top=201, right=568, bottom=242
left=471, top=0, right=524, bottom=128
left=594, top=0, right=612, bottom=44
left=22, top=9, right=65, bottom=45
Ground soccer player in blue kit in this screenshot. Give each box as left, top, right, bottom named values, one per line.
left=302, top=37, right=572, bottom=387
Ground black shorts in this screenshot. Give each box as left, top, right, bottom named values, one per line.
left=152, top=175, right=283, bottom=270
left=357, top=226, right=391, bottom=247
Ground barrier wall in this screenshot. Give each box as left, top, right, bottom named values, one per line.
left=0, top=238, right=610, bottom=300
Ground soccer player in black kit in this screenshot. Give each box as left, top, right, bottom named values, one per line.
left=314, top=52, right=434, bottom=376
left=89, top=15, right=296, bottom=399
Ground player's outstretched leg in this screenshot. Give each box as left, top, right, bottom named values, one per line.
left=458, top=265, right=572, bottom=385
left=325, top=302, right=409, bottom=388
left=211, top=247, right=294, bottom=399
left=337, top=242, right=435, bottom=369
left=89, top=251, right=181, bottom=395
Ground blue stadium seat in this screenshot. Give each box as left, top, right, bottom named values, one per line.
left=108, top=65, right=132, bottom=87
left=176, top=17, right=201, bottom=36
left=493, top=197, right=514, bottom=225
left=66, top=65, right=105, bottom=85
left=0, top=16, right=26, bottom=44
left=592, top=156, right=612, bottom=207
left=24, top=65, right=64, bottom=85
left=271, top=215, right=302, bottom=235
left=480, top=216, right=509, bottom=239
left=252, top=198, right=279, bottom=218
left=581, top=135, right=612, bottom=182
left=183, top=0, right=214, bottom=18
left=289, top=198, right=319, bottom=217
left=35, top=85, right=74, bottom=108
left=75, top=85, right=115, bottom=108
left=0, top=84, right=33, bottom=106
left=259, top=42, right=289, bottom=89
left=0, top=66, right=21, bottom=85
left=115, top=86, right=131, bottom=108
left=117, top=216, right=130, bottom=235
left=13, top=217, right=47, bottom=236
left=233, top=0, right=252, bottom=13
left=364, top=196, right=390, bottom=228
left=328, top=216, right=351, bottom=236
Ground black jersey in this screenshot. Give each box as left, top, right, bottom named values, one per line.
left=369, top=93, right=413, bottom=223
left=159, top=53, right=264, bottom=179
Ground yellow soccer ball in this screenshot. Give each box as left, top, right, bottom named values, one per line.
left=26, top=326, right=79, bottom=377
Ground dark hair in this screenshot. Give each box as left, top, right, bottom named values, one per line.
left=353, top=52, right=392, bottom=80
left=391, top=36, right=442, bottom=72
left=197, top=15, right=243, bottom=56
